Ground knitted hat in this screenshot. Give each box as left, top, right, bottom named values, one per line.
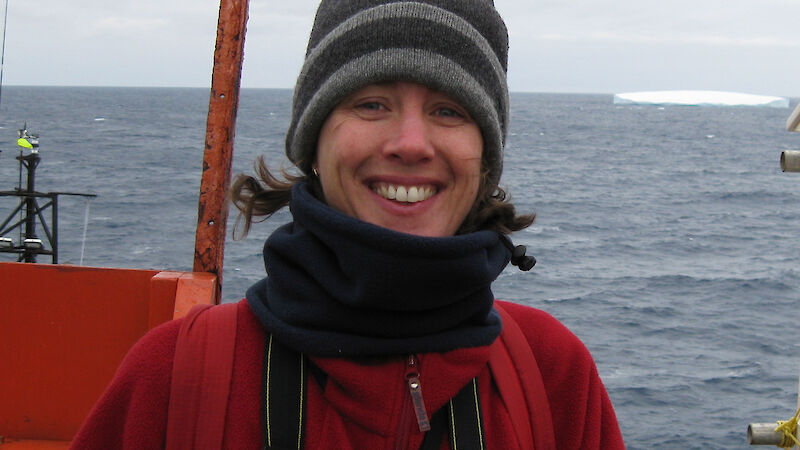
left=285, top=0, right=510, bottom=186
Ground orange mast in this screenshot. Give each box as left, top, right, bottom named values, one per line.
left=193, top=0, right=251, bottom=302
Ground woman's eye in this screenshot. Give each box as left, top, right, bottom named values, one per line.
left=435, top=106, right=465, bottom=119
left=357, top=101, right=384, bottom=111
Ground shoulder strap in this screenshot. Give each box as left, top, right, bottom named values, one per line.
left=447, top=378, right=487, bottom=449
left=420, top=378, right=486, bottom=450
left=263, top=334, right=307, bottom=450
left=489, top=303, right=556, bottom=450
left=166, top=302, right=239, bottom=450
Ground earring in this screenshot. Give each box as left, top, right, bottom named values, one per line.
left=312, top=167, right=319, bottom=177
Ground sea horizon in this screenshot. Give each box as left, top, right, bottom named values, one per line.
left=1, top=86, right=800, bottom=448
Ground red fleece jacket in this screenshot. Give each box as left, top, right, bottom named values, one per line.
left=70, top=300, right=624, bottom=449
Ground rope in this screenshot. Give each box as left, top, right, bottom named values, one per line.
left=774, top=407, right=800, bottom=448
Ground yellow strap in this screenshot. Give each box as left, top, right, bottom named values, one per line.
left=775, top=407, right=800, bottom=448
left=265, top=335, right=273, bottom=447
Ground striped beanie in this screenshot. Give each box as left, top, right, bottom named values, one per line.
left=285, top=0, right=510, bottom=186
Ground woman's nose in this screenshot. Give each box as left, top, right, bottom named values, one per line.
left=382, top=109, right=435, bottom=164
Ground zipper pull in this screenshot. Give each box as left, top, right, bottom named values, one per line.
left=405, top=354, right=431, bottom=432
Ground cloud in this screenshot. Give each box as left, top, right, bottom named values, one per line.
left=89, top=16, right=168, bottom=34
left=534, top=32, right=800, bottom=48
left=4, top=0, right=800, bottom=94
left=500, top=0, right=800, bottom=50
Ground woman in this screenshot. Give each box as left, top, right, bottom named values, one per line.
left=71, top=0, right=624, bottom=448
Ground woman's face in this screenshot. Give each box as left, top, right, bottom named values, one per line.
left=315, top=82, right=483, bottom=237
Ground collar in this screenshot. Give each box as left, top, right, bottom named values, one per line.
left=246, top=182, right=511, bottom=357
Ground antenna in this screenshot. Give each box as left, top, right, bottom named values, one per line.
left=0, top=128, right=95, bottom=263
left=0, top=0, right=9, bottom=118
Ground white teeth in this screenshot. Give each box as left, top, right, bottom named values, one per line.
left=396, top=186, right=407, bottom=202
left=372, top=183, right=436, bottom=203
left=408, top=186, right=419, bottom=202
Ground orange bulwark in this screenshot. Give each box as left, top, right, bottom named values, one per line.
left=1, top=0, right=249, bottom=445
left=0, top=262, right=217, bottom=448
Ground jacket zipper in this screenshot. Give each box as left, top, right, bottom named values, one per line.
left=406, top=354, right=431, bottom=432
left=394, top=354, right=431, bottom=450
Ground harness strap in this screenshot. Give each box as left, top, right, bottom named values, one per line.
left=264, top=334, right=307, bottom=450
left=419, top=378, right=485, bottom=450
left=446, top=378, right=486, bottom=450
left=166, top=302, right=238, bottom=450
left=490, top=304, right=555, bottom=450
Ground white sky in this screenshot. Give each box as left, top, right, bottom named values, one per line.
left=4, top=0, right=800, bottom=96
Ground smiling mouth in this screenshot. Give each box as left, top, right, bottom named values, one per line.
left=371, top=182, right=438, bottom=203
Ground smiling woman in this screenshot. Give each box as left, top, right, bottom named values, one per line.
left=313, top=82, right=484, bottom=237
left=71, top=0, right=624, bottom=448
left=231, top=7, right=534, bottom=238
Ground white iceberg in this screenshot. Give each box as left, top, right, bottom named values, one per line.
left=613, top=90, right=789, bottom=108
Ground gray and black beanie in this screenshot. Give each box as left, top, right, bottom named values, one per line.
left=285, top=0, right=510, bottom=186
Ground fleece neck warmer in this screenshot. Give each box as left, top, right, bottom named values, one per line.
left=246, top=182, right=511, bottom=357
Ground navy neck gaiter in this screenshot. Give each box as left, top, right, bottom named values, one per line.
left=246, top=182, right=511, bottom=357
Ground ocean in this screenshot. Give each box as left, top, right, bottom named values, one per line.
left=1, top=86, right=799, bottom=449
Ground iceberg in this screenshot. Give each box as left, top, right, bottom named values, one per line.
left=613, top=90, right=789, bottom=108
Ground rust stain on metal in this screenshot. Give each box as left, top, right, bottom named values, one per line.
left=193, top=0, right=250, bottom=299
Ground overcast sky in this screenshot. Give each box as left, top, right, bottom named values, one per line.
left=4, top=0, right=800, bottom=96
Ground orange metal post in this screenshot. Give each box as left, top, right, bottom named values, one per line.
left=193, top=0, right=250, bottom=300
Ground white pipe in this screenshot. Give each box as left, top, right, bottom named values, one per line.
left=747, top=423, right=782, bottom=445
left=780, top=151, right=800, bottom=172
left=787, top=102, right=800, bottom=132
left=79, top=198, right=91, bottom=266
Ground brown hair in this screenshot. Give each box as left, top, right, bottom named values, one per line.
left=230, top=156, right=534, bottom=238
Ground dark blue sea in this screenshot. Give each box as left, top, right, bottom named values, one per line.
left=2, top=86, right=799, bottom=449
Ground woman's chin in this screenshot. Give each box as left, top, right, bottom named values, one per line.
left=363, top=215, right=454, bottom=238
